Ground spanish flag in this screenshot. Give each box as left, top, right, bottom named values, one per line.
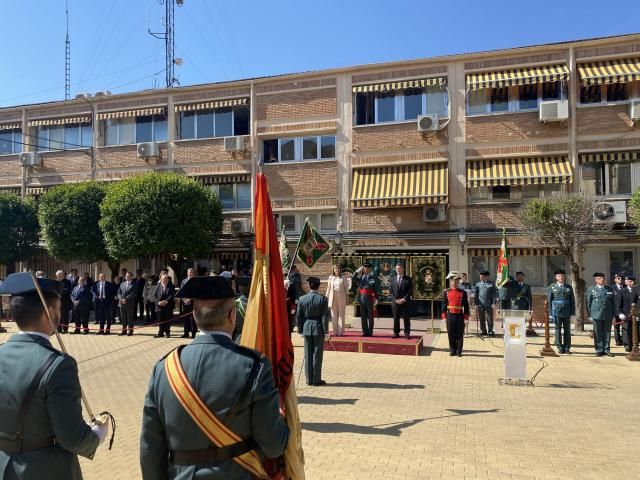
left=241, top=173, right=305, bottom=479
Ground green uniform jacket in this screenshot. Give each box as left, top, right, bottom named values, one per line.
left=475, top=280, right=497, bottom=308
left=586, top=285, right=615, bottom=321
left=0, top=334, right=99, bottom=480
left=296, top=291, right=330, bottom=336
left=140, top=334, right=289, bottom=480
left=547, top=283, right=576, bottom=318
left=352, top=272, right=378, bottom=296
left=509, top=282, right=533, bottom=310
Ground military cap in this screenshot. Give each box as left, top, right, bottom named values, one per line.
left=554, top=269, right=566, bottom=275
left=626, top=276, right=636, bottom=282
left=0, top=272, right=61, bottom=297
left=175, top=276, right=236, bottom=299
left=446, top=271, right=461, bottom=280
left=593, top=272, right=605, bottom=278
left=307, top=276, right=320, bottom=284
left=480, top=270, right=491, bottom=276
left=614, top=273, right=625, bottom=279
left=363, top=262, right=373, bottom=268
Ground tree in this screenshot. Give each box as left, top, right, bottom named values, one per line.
left=38, top=182, right=120, bottom=279
left=0, top=192, right=39, bottom=274
left=99, top=172, right=223, bottom=277
left=627, top=188, right=640, bottom=228
left=519, top=193, right=612, bottom=331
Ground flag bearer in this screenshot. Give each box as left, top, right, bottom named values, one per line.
left=442, top=272, right=470, bottom=357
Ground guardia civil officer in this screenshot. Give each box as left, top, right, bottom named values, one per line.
left=586, top=273, right=615, bottom=357
left=475, top=271, right=496, bottom=336
left=0, top=273, right=108, bottom=480
left=547, top=269, right=575, bottom=354
left=442, top=272, right=470, bottom=357
left=352, top=263, right=378, bottom=336
left=140, top=276, right=289, bottom=479
left=296, top=276, right=330, bottom=386
left=509, top=271, right=532, bottom=311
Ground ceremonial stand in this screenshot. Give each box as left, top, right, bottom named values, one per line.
left=627, top=303, right=640, bottom=361
left=540, top=300, right=558, bottom=357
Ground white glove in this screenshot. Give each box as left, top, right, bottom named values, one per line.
left=91, top=422, right=109, bottom=446
left=619, top=314, right=626, bottom=321
left=588, top=318, right=593, bottom=322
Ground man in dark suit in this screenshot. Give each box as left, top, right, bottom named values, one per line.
left=93, top=273, right=116, bottom=335
left=66, top=269, right=79, bottom=287
left=55, top=270, right=73, bottom=334
left=509, top=271, right=533, bottom=311
left=140, top=276, right=289, bottom=479
left=153, top=273, right=175, bottom=338
left=180, top=268, right=196, bottom=338
left=0, top=274, right=108, bottom=478
left=616, top=276, right=638, bottom=352
left=71, top=276, right=92, bottom=334
left=118, top=271, right=138, bottom=336
left=612, top=273, right=625, bottom=346
left=390, top=263, right=413, bottom=339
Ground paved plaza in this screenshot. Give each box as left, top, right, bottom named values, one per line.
left=1, top=318, right=639, bottom=480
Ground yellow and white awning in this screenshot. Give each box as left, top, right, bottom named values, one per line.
left=466, top=156, right=572, bottom=188
left=578, top=58, right=640, bottom=86
left=351, top=162, right=448, bottom=208
left=468, top=247, right=560, bottom=257
left=175, top=97, right=248, bottom=112
left=352, top=77, right=447, bottom=93
left=0, top=187, right=21, bottom=195
left=197, top=174, right=250, bottom=185
left=28, top=115, right=91, bottom=127
left=96, top=107, right=165, bottom=120
left=0, top=122, right=21, bottom=130
left=466, top=64, right=569, bottom=91
left=579, top=150, right=640, bottom=164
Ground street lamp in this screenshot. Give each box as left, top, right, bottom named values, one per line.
left=333, top=230, right=342, bottom=254
left=457, top=228, right=467, bottom=254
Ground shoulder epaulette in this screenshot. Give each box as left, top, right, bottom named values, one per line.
left=230, top=343, right=266, bottom=362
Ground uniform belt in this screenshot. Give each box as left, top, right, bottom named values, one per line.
left=447, top=306, right=463, bottom=311
left=552, top=300, right=569, bottom=304
left=359, top=289, right=374, bottom=294
left=305, top=318, right=321, bottom=321
left=169, top=439, right=256, bottom=466
left=0, top=436, right=56, bottom=453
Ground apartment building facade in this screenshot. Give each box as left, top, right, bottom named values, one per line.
left=1, top=33, right=640, bottom=310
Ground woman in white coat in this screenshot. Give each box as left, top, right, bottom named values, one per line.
left=327, top=265, right=351, bottom=336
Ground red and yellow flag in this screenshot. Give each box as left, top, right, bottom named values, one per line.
left=241, top=173, right=305, bottom=479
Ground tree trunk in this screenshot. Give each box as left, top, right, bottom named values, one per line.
left=6, top=262, right=16, bottom=275
left=571, top=261, right=586, bottom=332
left=107, top=260, right=120, bottom=282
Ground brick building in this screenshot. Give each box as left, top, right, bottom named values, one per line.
left=1, top=33, right=640, bottom=315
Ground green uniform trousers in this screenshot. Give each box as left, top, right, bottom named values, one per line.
left=304, top=334, right=324, bottom=385
left=593, top=318, right=613, bottom=354
left=554, top=316, right=572, bottom=351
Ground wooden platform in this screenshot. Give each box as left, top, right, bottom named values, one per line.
left=324, top=329, right=427, bottom=356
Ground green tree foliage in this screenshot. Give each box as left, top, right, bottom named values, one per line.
left=0, top=192, right=39, bottom=271
left=99, top=172, right=223, bottom=264
left=628, top=188, right=640, bottom=228
left=520, top=193, right=611, bottom=330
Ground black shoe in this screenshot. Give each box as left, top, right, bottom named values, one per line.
left=82, top=331, right=89, bottom=335
left=127, top=332, right=133, bottom=337
left=191, top=333, right=196, bottom=338
left=481, top=331, right=488, bottom=336
left=625, top=348, right=632, bottom=352
left=165, top=334, right=170, bottom=338
left=97, top=331, right=104, bottom=335
left=119, top=331, right=126, bottom=336
left=449, top=352, right=456, bottom=356
left=105, top=331, right=110, bottom=336
left=596, top=352, right=604, bottom=357
left=405, top=334, right=411, bottom=339
left=616, top=342, right=623, bottom=346
left=457, top=352, right=462, bottom=357
left=559, top=348, right=565, bottom=354
left=489, top=331, right=495, bottom=336
left=392, top=334, right=399, bottom=338
left=181, top=334, right=189, bottom=338
left=565, top=349, right=572, bottom=354
left=72, top=330, right=80, bottom=334
left=154, top=334, right=163, bottom=338
left=313, top=380, right=327, bottom=386
left=606, top=352, right=614, bottom=357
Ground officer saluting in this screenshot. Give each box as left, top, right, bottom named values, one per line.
left=547, top=269, right=575, bottom=354
left=442, top=272, right=470, bottom=357
left=140, top=276, right=289, bottom=479
left=0, top=273, right=108, bottom=480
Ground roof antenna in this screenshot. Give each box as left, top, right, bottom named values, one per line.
left=65, top=0, right=71, bottom=100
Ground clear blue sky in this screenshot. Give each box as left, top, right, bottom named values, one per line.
left=1, top=0, right=638, bottom=107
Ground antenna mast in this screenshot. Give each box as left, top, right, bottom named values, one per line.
left=65, top=0, right=71, bottom=100
left=149, top=0, right=183, bottom=88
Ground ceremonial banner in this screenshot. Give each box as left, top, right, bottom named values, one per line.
left=362, top=255, right=408, bottom=304
left=280, top=227, right=292, bottom=270
left=295, top=219, right=330, bottom=268
left=409, top=256, right=446, bottom=300
left=241, top=173, right=305, bottom=479
left=496, top=229, right=509, bottom=287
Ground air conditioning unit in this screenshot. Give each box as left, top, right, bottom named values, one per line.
left=417, top=114, right=440, bottom=132
left=224, top=136, right=245, bottom=152
left=137, top=142, right=160, bottom=158
left=539, top=99, right=569, bottom=122
left=19, top=152, right=41, bottom=167
left=230, top=219, right=251, bottom=234
left=423, top=205, right=447, bottom=222
left=629, top=99, right=640, bottom=121
left=594, top=201, right=627, bottom=223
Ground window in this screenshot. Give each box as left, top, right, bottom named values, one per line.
left=518, top=84, right=538, bottom=110
left=280, top=214, right=297, bottom=233
left=0, top=129, right=22, bottom=154
left=178, top=106, right=249, bottom=140
left=491, top=186, right=510, bottom=199
left=354, top=85, right=449, bottom=125
left=579, top=84, right=630, bottom=105
left=467, top=82, right=566, bottom=115
left=580, top=85, right=602, bottom=104
left=468, top=184, right=564, bottom=202
left=262, top=136, right=336, bottom=162
left=581, top=162, right=632, bottom=196
left=610, top=251, right=634, bottom=281
left=320, top=212, right=337, bottom=231
left=104, top=115, right=165, bottom=146
left=36, top=124, right=93, bottom=151
left=275, top=212, right=337, bottom=233
left=210, top=183, right=251, bottom=210
left=489, top=87, right=509, bottom=112
left=467, top=89, right=487, bottom=115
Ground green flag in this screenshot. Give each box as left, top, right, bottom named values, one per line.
left=496, top=228, right=509, bottom=287
left=295, top=218, right=330, bottom=268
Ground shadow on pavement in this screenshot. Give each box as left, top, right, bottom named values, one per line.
left=297, top=396, right=358, bottom=406
left=302, top=418, right=424, bottom=436
left=538, top=382, right=616, bottom=390
left=326, top=382, right=425, bottom=390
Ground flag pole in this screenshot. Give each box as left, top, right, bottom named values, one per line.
left=287, top=218, right=308, bottom=278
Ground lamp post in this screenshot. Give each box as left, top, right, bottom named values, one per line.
left=627, top=303, right=640, bottom=361
left=457, top=228, right=467, bottom=254
left=333, top=230, right=342, bottom=254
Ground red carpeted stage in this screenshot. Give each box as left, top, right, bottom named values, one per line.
left=324, top=329, right=429, bottom=356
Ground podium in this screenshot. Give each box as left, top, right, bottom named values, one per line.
left=501, top=310, right=529, bottom=382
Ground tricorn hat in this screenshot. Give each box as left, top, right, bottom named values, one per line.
left=593, top=272, right=605, bottom=278
left=554, top=269, right=566, bottom=275
left=445, top=271, right=461, bottom=280
left=175, top=276, right=236, bottom=299
left=0, top=273, right=61, bottom=297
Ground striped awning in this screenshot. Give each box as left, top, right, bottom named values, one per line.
left=352, top=77, right=447, bottom=93
left=351, top=162, right=448, bottom=208
left=578, top=58, right=640, bottom=86
left=28, top=115, right=91, bottom=127
left=469, top=247, right=560, bottom=257
left=0, top=187, right=21, bottom=195
left=0, top=122, right=21, bottom=130
left=466, top=156, right=572, bottom=188
left=210, top=251, right=251, bottom=260
left=466, top=64, right=569, bottom=91
left=96, top=107, right=165, bottom=120
left=197, top=174, right=250, bottom=185
left=175, top=97, right=248, bottom=112
left=579, top=150, right=640, bottom=164
left=26, top=186, right=49, bottom=195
